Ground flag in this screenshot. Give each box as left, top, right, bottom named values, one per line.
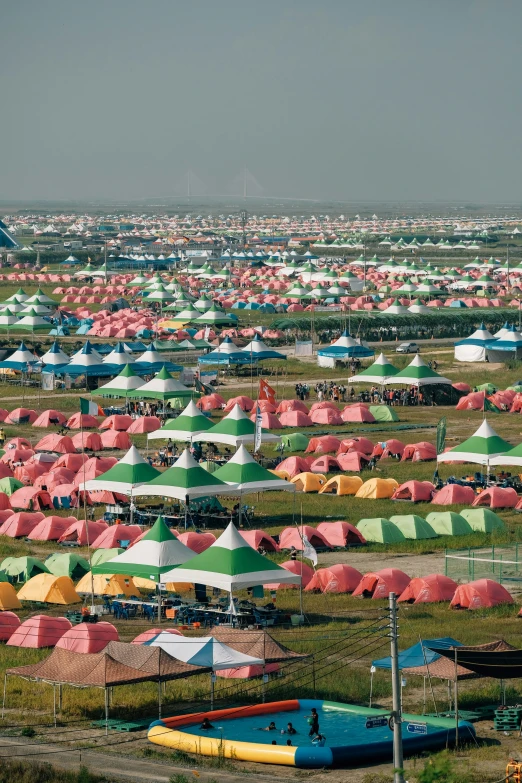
left=259, top=378, right=276, bottom=405
left=195, top=377, right=214, bottom=396
left=80, top=397, right=103, bottom=416
left=302, top=534, right=318, bottom=567
left=436, top=416, right=446, bottom=455
left=254, top=405, right=263, bottom=452
left=484, top=396, right=500, bottom=413
left=203, top=326, right=211, bottom=341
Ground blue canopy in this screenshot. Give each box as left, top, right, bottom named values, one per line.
left=372, top=637, right=462, bottom=671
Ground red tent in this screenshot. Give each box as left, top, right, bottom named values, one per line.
left=7, top=615, right=72, bottom=648
left=131, top=628, right=183, bottom=644
left=238, top=529, right=279, bottom=552
left=266, top=560, right=314, bottom=589
left=254, top=400, right=277, bottom=413
left=510, top=394, right=522, bottom=414
left=248, top=411, right=282, bottom=429
left=450, top=579, right=513, bottom=610
left=279, top=525, right=330, bottom=551
left=8, top=487, right=52, bottom=511
left=309, top=408, right=344, bottom=425
left=490, top=390, right=515, bottom=410
left=305, top=436, right=342, bottom=455
left=305, top=564, right=363, bottom=593
left=0, top=464, right=14, bottom=481
left=71, top=432, right=103, bottom=451
left=99, top=414, right=133, bottom=431
left=336, top=452, right=370, bottom=472
left=5, top=408, right=38, bottom=425
left=197, top=393, right=225, bottom=411
left=54, top=453, right=88, bottom=472
left=276, top=456, right=313, bottom=478
left=472, top=487, right=518, bottom=509
left=32, top=410, right=67, bottom=428
left=398, top=574, right=458, bottom=604
left=0, top=509, right=13, bottom=524
left=28, top=515, right=77, bottom=541
left=127, top=416, right=161, bottom=434
left=100, top=430, right=132, bottom=449
left=35, top=434, right=77, bottom=454
left=276, top=400, right=309, bottom=414
left=224, top=396, right=254, bottom=412
left=352, top=569, right=411, bottom=599
left=337, top=437, right=374, bottom=456
left=374, top=439, right=405, bottom=459
left=310, top=455, right=341, bottom=474
left=316, top=521, right=366, bottom=547
left=0, top=492, right=11, bottom=511
left=310, top=402, right=339, bottom=412
left=0, top=612, right=20, bottom=641
left=341, top=404, right=376, bottom=423
left=58, top=519, right=108, bottom=546
left=66, top=413, right=99, bottom=430
left=91, top=525, right=142, bottom=549
left=1, top=449, right=35, bottom=465
left=401, top=443, right=437, bottom=462
left=279, top=411, right=313, bottom=427
left=391, top=480, right=435, bottom=502
left=177, top=531, right=216, bottom=553
left=456, top=392, right=486, bottom=411
left=5, top=437, right=31, bottom=450
left=51, top=484, right=79, bottom=508
left=0, top=511, right=44, bottom=537
left=55, top=622, right=119, bottom=653
left=453, top=382, right=471, bottom=393
left=77, top=457, right=118, bottom=480
left=34, top=468, right=76, bottom=492
left=431, top=484, right=476, bottom=505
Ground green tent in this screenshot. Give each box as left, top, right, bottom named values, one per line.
left=281, top=433, right=309, bottom=451
left=0, top=477, right=24, bottom=496
left=0, top=556, right=49, bottom=583
left=127, top=366, right=196, bottom=402
left=137, top=449, right=236, bottom=502
left=369, top=405, right=399, bottom=422
left=45, top=553, right=90, bottom=581
left=476, top=383, right=497, bottom=394
left=91, top=548, right=123, bottom=567
left=460, top=508, right=505, bottom=533
left=425, top=512, right=473, bottom=536
left=356, top=518, right=405, bottom=544
left=388, top=514, right=438, bottom=540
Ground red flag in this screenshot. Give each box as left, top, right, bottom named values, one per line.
left=259, top=378, right=276, bottom=404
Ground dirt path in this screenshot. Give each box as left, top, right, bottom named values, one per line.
left=318, top=548, right=445, bottom=578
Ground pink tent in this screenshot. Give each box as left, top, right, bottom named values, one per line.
left=0, top=510, right=12, bottom=524
left=5, top=408, right=38, bottom=425
left=450, top=579, right=513, bottom=610
left=310, top=402, right=339, bottom=412
left=278, top=411, right=313, bottom=427
left=248, top=411, right=282, bottom=429
left=7, top=615, right=72, bottom=648
left=276, top=456, right=313, bottom=478
left=78, top=457, right=118, bottom=479
left=431, top=484, right=477, bottom=505
left=66, top=413, right=99, bottom=429
left=352, top=569, right=411, bottom=599
left=337, top=437, right=374, bottom=456
left=310, top=455, right=340, bottom=473
left=32, top=410, right=67, bottom=428
left=99, top=414, right=133, bottom=431
left=305, top=436, right=341, bottom=455
left=100, top=430, right=132, bottom=449
left=341, top=405, right=376, bottom=423
left=279, top=525, right=330, bottom=551
left=71, top=432, right=103, bottom=451
left=335, top=452, right=370, bottom=472
left=0, top=464, right=14, bottom=481
left=391, top=480, right=435, bottom=502
left=224, top=396, right=254, bottom=412
left=309, top=408, right=344, bottom=425
left=305, top=564, right=363, bottom=593
left=0, top=492, right=11, bottom=510
left=216, top=663, right=280, bottom=679
left=0, top=612, right=20, bottom=641
left=453, top=382, right=471, bottom=393
left=238, top=530, right=279, bottom=552
left=2, top=449, right=35, bottom=465
left=266, top=560, right=313, bottom=589
left=28, top=515, right=76, bottom=541
left=91, top=525, right=142, bottom=549
left=54, top=453, right=88, bottom=471
left=51, top=484, right=79, bottom=508
left=253, top=400, right=277, bottom=413
left=34, top=467, right=76, bottom=491
left=456, top=392, right=486, bottom=411
left=8, top=487, right=52, bottom=511
left=177, top=531, right=216, bottom=553
left=5, top=437, right=31, bottom=451
left=398, top=574, right=458, bottom=604
left=0, top=511, right=44, bottom=537
left=35, top=434, right=77, bottom=454
left=401, top=442, right=437, bottom=462
left=375, top=439, right=405, bottom=459
left=58, top=519, right=108, bottom=546
left=55, top=622, right=119, bottom=653
left=131, top=628, right=183, bottom=644
left=276, top=400, right=309, bottom=414
left=472, top=487, right=518, bottom=509
left=316, top=521, right=366, bottom=547
left=127, top=416, right=161, bottom=434
left=197, top=394, right=225, bottom=411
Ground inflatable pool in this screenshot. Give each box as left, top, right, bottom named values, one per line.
left=148, top=699, right=475, bottom=768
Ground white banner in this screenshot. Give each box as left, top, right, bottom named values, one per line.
left=41, top=373, right=55, bottom=391
left=254, top=405, right=262, bottom=452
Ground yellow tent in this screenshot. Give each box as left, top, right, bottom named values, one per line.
left=319, top=475, right=363, bottom=496
left=164, top=582, right=193, bottom=593
left=0, top=583, right=22, bottom=610
left=76, top=572, right=137, bottom=597
left=18, top=574, right=80, bottom=605
left=269, top=469, right=291, bottom=481
left=290, top=472, right=326, bottom=493
left=133, top=576, right=157, bottom=590
left=355, top=477, right=399, bottom=500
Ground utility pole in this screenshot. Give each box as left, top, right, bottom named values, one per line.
left=389, top=593, right=404, bottom=783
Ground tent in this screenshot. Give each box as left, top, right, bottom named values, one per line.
left=91, top=525, right=142, bottom=549
left=99, top=414, right=133, bottom=431
left=160, top=522, right=301, bottom=591
left=0, top=556, right=49, bottom=583
left=454, top=325, right=495, bottom=362
left=391, top=480, right=434, bottom=502
left=369, top=405, right=399, bottom=422
left=193, top=404, right=280, bottom=447
left=265, top=560, right=314, bottom=589
left=388, top=514, right=438, bottom=540
left=316, top=520, right=366, bottom=547
left=223, top=396, right=255, bottom=413
left=348, top=353, right=398, bottom=383
left=401, top=443, right=437, bottom=462
left=485, top=326, right=522, bottom=363
left=385, top=355, right=451, bottom=386
left=398, top=575, right=458, bottom=604
left=318, top=475, right=363, bottom=496
left=177, top=531, right=216, bottom=553
left=137, top=449, right=237, bottom=504
left=0, top=612, right=20, bottom=641
left=146, top=633, right=263, bottom=671
left=96, top=364, right=145, bottom=397
left=148, top=400, right=213, bottom=442
left=0, top=511, right=44, bottom=538
left=438, top=420, right=512, bottom=466
left=460, top=508, right=505, bottom=532
left=425, top=512, right=473, bottom=536
left=78, top=445, right=160, bottom=496
left=100, top=430, right=132, bottom=449
left=45, top=553, right=90, bottom=581
left=336, top=452, right=371, bottom=472
left=290, top=472, right=326, bottom=492
left=238, top=530, right=279, bottom=552
left=472, top=487, right=518, bottom=509
left=276, top=399, right=309, bottom=414
left=32, top=410, right=67, bottom=428
left=7, top=616, right=72, bottom=648
left=241, top=333, right=286, bottom=361
left=450, top=579, right=513, bottom=610
left=5, top=408, right=38, bottom=425
left=279, top=525, right=330, bottom=551
left=280, top=432, right=309, bottom=451
left=341, top=404, right=375, bottom=423
left=309, top=455, right=339, bottom=473
left=213, top=445, right=294, bottom=493
left=132, top=627, right=183, bottom=644
left=353, top=569, right=411, bottom=599
left=35, top=434, right=76, bottom=454
left=9, top=486, right=52, bottom=511
left=309, top=407, right=343, bottom=425
left=355, top=478, right=398, bottom=499
left=18, top=574, right=80, bottom=604
left=305, top=564, right=363, bottom=594
left=430, top=484, right=476, bottom=506
left=76, top=572, right=137, bottom=597
left=490, top=442, right=522, bottom=468
left=306, top=435, right=341, bottom=454
left=56, top=622, right=119, bottom=653
left=58, top=519, right=108, bottom=546
left=127, top=366, right=194, bottom=402
left=317, top=330, right=374, bottom=361
left=356, top=518, right=405, bottom=544
left=276, top=456, right=312, bottom=478
left=373, top=439, right=405, bottom=458
left=0, top=584, right=21, bottom=610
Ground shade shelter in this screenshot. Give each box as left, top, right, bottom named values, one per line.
left=0, top=341, right=40, bottom=371
left=348, top=353, right=399, bottom=383
left=96, top=364, right=145, bottom=398
left=454, top=325, right=495, bottom=363
left=40, top=341, right=70, bottom=366
left=148, top=400, right=213, bottom=442
left=198, top=337, right=254, bottom=366
left=213, top=445, right=294, bottom=493
left=241, top=334, right=286, bottom=360
left=127, top=366, right=194, bottom=402
left=317, top=330, right=374, bottom=361
left=193, top=404, right=280, bottom=447
left=385, top=355, right=451, bottom=386
left=438, top=420, right=511, bottom=466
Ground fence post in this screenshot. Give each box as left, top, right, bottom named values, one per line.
left=444, top=549, right=447, bottom=577
left=471, top=552, right=474, bottom=582
left=492, top=545, right=495, bottom=574
left=499, top=556, right=502, bottom=585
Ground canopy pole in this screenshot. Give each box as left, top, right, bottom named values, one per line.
left=53, top=684, right=57, bottom=728
left=454, top=649, right=459, bottom=748
left=369, top=667, right=374, bottom=708
left=158, top=678, right=162, bottom=719
left=210, top=673, right=215, bottom=711
left=2, top=673, right=7, bottom=719
left=262, top=664, right=266, bottom=703
left=105, top=687, right=109, bottom=736
left=157, top=583, right=161, bottom=624
left=58, top=683, right=62, bottom=711
left=184, top=493, right=189, bottom=531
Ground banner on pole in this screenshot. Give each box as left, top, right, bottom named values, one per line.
left=254, top=405, right=262, bottom=452
left=436, top=416, right=446, bottom=455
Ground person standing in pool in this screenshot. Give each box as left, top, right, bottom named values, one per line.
left=200, top=717, right=214, bottom=730
left=306, top=708, right=319, bottom=737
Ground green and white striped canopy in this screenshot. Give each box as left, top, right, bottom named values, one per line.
left=438, top=419, right=512, bottom=465
left=193, top=403, right=280, bottom=447
left=348, top=353, right=399, bottom=383
left=127, top=366, right=195, bottom=401
left=147, top=400, right=214, bottom=442
left=95, top=364, right=145, bottom=397
left=385, top=355, right=451, bottom=386
left=213, top=445, right=295, bottom=492
left=78, top=445, right=160, bottom=495
left=136, top=448, right=238, bottom=501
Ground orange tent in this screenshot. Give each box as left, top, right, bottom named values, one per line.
left=319, top=475, right=362, bottom=495
left=290, top=472, right=326, bottom=492
left=355, top=478, right=398, bottom=499
left=450, top=579, right=514, bottom=610
left=66, top=413, right=99, bottom=429
left=398, top=574, right=458, bottom=604
left=305, top=564, right=363, bottom=593
left=32, top=410, right=67, bottom=428
left=316, top=520, right=366, bottom=547
left=266, top=560, right=314, bottom=589
left=352, top=568, right=410, bottom=599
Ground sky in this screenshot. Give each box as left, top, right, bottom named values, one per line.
left=2, top=0, right=522, bottom=204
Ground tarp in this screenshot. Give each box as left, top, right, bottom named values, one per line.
left=373, top=637, right=462, bottom=671
left=425, top=640, right=522, bottom=679
left=305, top=564, right=363, bottom=593
left=145, top=633, right=264, bottom=671
left=398, top=575, right=458, bottom=604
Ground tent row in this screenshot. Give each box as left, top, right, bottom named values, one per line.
left=356, top=508, right=504, bottom=543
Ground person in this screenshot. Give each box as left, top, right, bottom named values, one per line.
left=200, top=717, right=215, bottom=730
left=261, top=721, right=277, bottom=731
left=312, top=734, right=326, bottom=747
left=290, top=546, right=297, bottom=561
left=286, top=739, right=293, bottom=746
left=306, top=708, right=319, bottom=737
left=271, top=740, right=277, bottom=745
left=0, top=428, right=5, bottom=448
left=285, top=722, right=297, bottom=735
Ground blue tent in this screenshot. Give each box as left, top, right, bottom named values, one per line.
left=372, top=637, right=461, bottom=671
left=0, top=341, right=40, bottom=371
left=49, top=326, right=70, bottom=336
left=318, top=330, right=374, bottom=360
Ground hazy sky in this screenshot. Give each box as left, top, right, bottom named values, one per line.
left=2, top=0, right=522, bottom=203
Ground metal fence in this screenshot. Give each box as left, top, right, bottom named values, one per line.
left=445, top=544, right=522, bottom=585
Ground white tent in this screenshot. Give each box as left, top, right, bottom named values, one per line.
left=454, top=324, right=495, bottom=363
